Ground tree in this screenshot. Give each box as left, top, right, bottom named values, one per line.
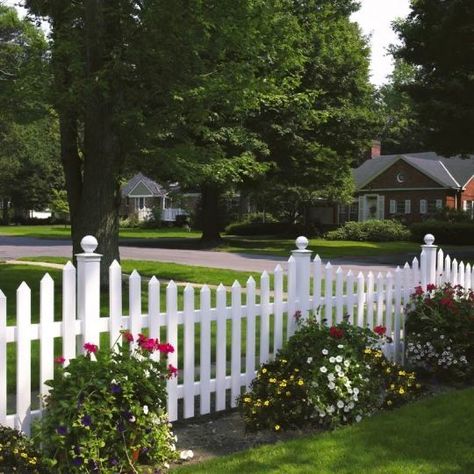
left=394, top=0, right=474, bottom=156
left=377, top=59, right=428, bottom=155
left=0, top=5, right=62, bottom=223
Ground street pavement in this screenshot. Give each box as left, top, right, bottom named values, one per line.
left=0, top=235, right=419, bottom=276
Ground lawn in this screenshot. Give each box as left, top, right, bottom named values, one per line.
left=175, top=387, right=474, bottom=473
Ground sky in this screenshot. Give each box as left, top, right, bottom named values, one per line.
left=4, top=0, right=412, bottom=87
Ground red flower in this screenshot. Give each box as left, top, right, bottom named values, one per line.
left=329, top=326, right=344, bottom=339
left=137, top=333, right=160, bottom=352
left=413, top=286, right=424, bottom=296
left=168, top=364, right=178, bottom=378
left=157, top=343, right=175, bottom=355
left=374, top=325, right=386, bottom=336
left=121, top=330, right=134, bottom=343
left=439, top=297, right=453, bottom=307
left=426, top=283, right=437, bottom=292
left=54, top=356, right=65, bottom=364
left=294, top=310, right=302, bottom=321
left=83, top=343, right=98, bottom=354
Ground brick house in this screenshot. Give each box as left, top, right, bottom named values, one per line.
left=338, top=152, right=474, bottom=223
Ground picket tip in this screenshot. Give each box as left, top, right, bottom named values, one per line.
left=336, top=266, right=343, bottom=274
left=261, top=270, right=269, bottom=279
left=64, top=260, right=75, bottom=270
left=200, top=284, right=210, bottom=293
left=453, top=258, right=458, bottom=264
left=184, top=282, right=194, bottom=292
left=395, top=266, right=401, bottom=272
left=288, top=255, right=295, bottom=263
left=217, top=283, right=226, bottom=291
left=274, top=264, right=283, bottom=272
left=130, top=269, right=140, bottom=279
left=167, top=280, right=177, bottom=289
left=149, top=275, right=159, bottom=285
left=41, top=272, right=54, bottom=283
left=110, top=259, right=121, bottom=269
left=0, top=289, right=5, bottom=299
left=247, top=275, right=256, bottom=284
left=325, top=262, right=332, bottom=269
left=314, top=254, right=321, bottom=262
left=17, top=281, right=30, bottom=292
left=367, top=271, right=374, bottom=277
left=232, top=280, right=241, bottom=289
left=404, top=262, right=410, bottom=269
left=347, top=269, right=353, bottom=277
left=357, top=271, right=364, bottom=279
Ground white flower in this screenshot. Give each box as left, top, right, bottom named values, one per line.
left=322, top=349, right=329, bottom=355
left=353, top=388, right=359, bottom=395
left=307, top=357, right=313, bottom=364
left=338, top=344, right=344, bottom=349
left=143, top=405, right=149, bottom=415
left=329, top=357, right=336, bottom=363
left=327, top=405, right=335, bottom=413
left=129, top=416, right=136, bottom=423
left=180, top=450, right=194, bottom=460
left=343, top=360, right=350, bottom=367
left=327, top=373, right=335, bottom=382
left=440, top=335, right=445, bottom=339
left=337, top=371, right=345, bottom=378
left=328, top=382, right=336, bottom=390
left=164, top=462, right=170, bottom=469
left=335, top=355, right=343, bottom=363
left=320, top=366, right=328, bottom=373
left=355, top=415, right=362, bottom=423
left=335, top=365, right=342, bottom=372
left=337, top=400, right=344, bottom=409
left=348, top=401, right=355, bottom=409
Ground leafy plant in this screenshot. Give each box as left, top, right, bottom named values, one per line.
left=326, top=220, right=411, bottom=242
left=37, top=332, right=179, bottom=473
left=240, top=316, right=422, bottom=432
left=0, top=425, right=48, bottom=473
left=405, top=283, right=474, bottom=382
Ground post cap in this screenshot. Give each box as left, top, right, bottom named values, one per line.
left=80, top=235, right=98, bottom=253
left=295, top=236, right=309, bottom=250
left=423, top=234, right=435, bottom=246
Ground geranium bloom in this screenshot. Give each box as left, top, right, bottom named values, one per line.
left=158, top=343, right=175, bottom=355
left=54, top=356, right=65, bottom=364
left=329, top=326, right=344, bottom=339
left=427, top=283, right=437, bottom=292
left=374, top=325, right=386, bottom=336
left=83, top=343, right=98, bottom=354
left=121, top=331, right=133, bottom=343
left=168, top=364, right=178, bottom=378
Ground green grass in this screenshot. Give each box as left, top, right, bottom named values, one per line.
left=175, top=388, right=474, bottom=473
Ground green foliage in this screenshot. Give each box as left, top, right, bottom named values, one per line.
left=240, top=317, right=422, bottom=432
left=410, top=221, right=474, bottom=245
left=225, top=221, right=309, bottom=237
left=326, top=220, right=411, bottom=242
left=37, top=333, right=178, bottom=473
left=406, top=284, right=474, bottom=382
left=394, top=0, right=474, bottom=156
left=0, top=425, right=48, bottom=473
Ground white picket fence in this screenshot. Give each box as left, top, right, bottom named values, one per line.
left=0, top=233, right=472, bottom=435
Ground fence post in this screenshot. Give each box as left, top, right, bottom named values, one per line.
left=421, top=233, right=437, bottom=288
left=291, top=236, right=312, bottom=319
left=76, top=235, right=102, bottom=349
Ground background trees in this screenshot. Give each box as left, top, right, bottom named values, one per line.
left=394, top=0, right=474, bottom=156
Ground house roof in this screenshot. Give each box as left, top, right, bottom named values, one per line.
left=121, top=173, right=167, bottom=197
left=354, top=152, right=474, bottom=190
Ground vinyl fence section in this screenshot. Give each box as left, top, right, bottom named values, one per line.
left=0, top=233, right=471, bottom=434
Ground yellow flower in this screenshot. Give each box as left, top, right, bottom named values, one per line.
left=274, top=424, right=281, bottom=431
left=269, top=378, right=276, bottom=383
left=390, top=384, right=395, bottom=390
left=387, top=400, right=393, bottom=406
left=385, top=367, right=391, bottom=374
left=289, top=375, right=294, bottom=380
left=375, top=351, right=382, bottom=358
left=281, top=359, right=287, bottom=364
left=279, top=382, right=287, bottom=388
left=398, top=370, right=406, bottom=376
left=264, top=400, right=270, bottom=406
left=286, top=391, right=291, bottom=397
left=20, top=452, right=28, bottom=458
left=261, top=368, right=267, bottom=374
left=294, top=368, right=299, bottom=372
left=298, top=380, right=304, bottom=386
left=416, top=383, right=422, bottom=389
left=399, top=387, right=405, bottom=395
left=244, top=397, right=251, bottom=403
left=364, top=348, right=372, bottom=354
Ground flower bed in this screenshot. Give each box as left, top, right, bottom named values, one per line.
left=405, top=283, right=474, bottom=382
left=240, top=315, right=422, bottom=432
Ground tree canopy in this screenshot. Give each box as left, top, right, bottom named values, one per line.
left=394, top=0, right=474, bottom=156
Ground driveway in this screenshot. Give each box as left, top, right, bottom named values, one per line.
left=0, top=235, right=416, bottom=276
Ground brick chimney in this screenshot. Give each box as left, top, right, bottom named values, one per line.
left=371, top=140, right=381, bottom=158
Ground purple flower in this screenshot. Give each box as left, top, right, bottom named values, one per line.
left=111, top=383, right=122, bottom=394
left=121, top=410, right=133, bottom=421
left=73, top=445, right=81, bottom=455
left=72, top=457, right=83, bottom=466
left=81, top=414, right=92, bottom=427
left=88, top=460, right=99, bottom=472
left=56, top=425, right=67, bottom=436
left=109, top=458, right=119, bottom=466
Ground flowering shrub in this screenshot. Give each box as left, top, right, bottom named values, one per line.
left=0, top=426, right=48, bottom=472
left=37, top=332, right=179, bottom=473
left=240, top=315, right=422, bottom=432
left=405, top=283, right=474, bottom=381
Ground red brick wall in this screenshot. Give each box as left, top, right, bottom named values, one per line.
left=462, top=178, right=474, bottom=207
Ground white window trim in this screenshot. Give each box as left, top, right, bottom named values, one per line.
left=420, top=199, right=427, bottom=214
left=405, top=200, right=411, bottom=214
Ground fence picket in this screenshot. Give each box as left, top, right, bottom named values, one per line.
left=199, top=285, right=211, bottom=415
left=287, top=256, right=296, bottom=337
left=366, top=272, right=374, bottom=329
left=356, top=272, right=365, bottom=327
left=40, top=274, right=54, bottom=400
left=148, top=277, right=161, bottom=356
left=109, top=260, right=122, bottom=348
left=16, top=282, right=31, bottom=434
left=231, top=281, right=242, bottom=408
left=166, top=281, right=178, bottom=421
left=129, top=270, right=142, bottom=336
left=346, top=270, right=355, bottom=323
left=335, top=267, right=344, bottom=324
left=183, top=284, right=195, bottom=419
left=403, top=263, right=412, bottom=305
left=260, top=271, right=270, bottom=363
left=465, top=263, right=472, bottom=290
left=452, top=259, right=458, bottom=286
left=412, top=257, right=420, bottom=288
left=459, top=261, right=465, bottom=288
left=324, top=263, right=333, bottom=325
left=245, top=278, right=256, bottom=390
left=394, top=267, right=402, bottom=363
left=420, top=250, right=427, bottom=289
left=216, top=284, right=227, bottom=410
left=445, top=255, right=451, bottom=283
left=376, top=272, right=384, bottom=327
left=62, top=262, right=76, bottom=363
left=0, top=291, right=6, bottom=425
left=385, top=273, right=393, bottom=335
left=273, top=265, right=284, bottom=353
left=312, top=255, right=322, bottom=319
left=437, top=249, right=444, bottom=285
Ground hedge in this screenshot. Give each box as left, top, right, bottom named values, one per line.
left=325, top=220, right=411, bottom=242
left=410, top=220, right=474, bottom=245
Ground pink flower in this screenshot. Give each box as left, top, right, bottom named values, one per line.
left=158, top=343, right=175, bottom=355
left=121, top=330, right=134, bottom=343
left=374, top=325, right=386, bottom=336
left=413, top=286, right=424, bottom=296
left=84, top=343, right=98, bottom=354
left=426, top=283, right=437, bottom=292
left=168, top=364, right=178, bottom=378
left=54, top=356, right=65, bottom=364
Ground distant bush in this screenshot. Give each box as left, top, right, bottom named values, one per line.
left=225, top=221, right=317, bottom=237
left=410, top=220, right=474, bottom=245
left=326, top=220, right=411, bottom=242
left=432, top=207, right=472, bottom=223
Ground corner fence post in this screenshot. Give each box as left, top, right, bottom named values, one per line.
left=291, top=236, right=312, bottom=320
left=76, top=235, right=102, bottom=350
left=421, top=233, right=437, bottom=288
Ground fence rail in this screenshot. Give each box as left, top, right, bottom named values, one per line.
left=0, top=233, right=471, bottom=434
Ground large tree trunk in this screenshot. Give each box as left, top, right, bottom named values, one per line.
left=200, top=184, right=222, bottom=244
left=2, top=199, right=9, bottom=225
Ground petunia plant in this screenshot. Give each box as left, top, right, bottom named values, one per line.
left=36, top=331, right=179, bottom=473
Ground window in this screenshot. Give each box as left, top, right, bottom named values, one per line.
left=396, top=200, right=405, bottom=214
left=405, top=200, right=411, bottom=214
left=420, top=199, right=427, bottom=214
left=389, top=200, right=408, bottom=214
left=426, top=199, right=442, bottom=214
left=465, top=200, right=474, bottom=219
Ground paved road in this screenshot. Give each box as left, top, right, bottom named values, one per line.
left=0, top=235, right=416, bottom=276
